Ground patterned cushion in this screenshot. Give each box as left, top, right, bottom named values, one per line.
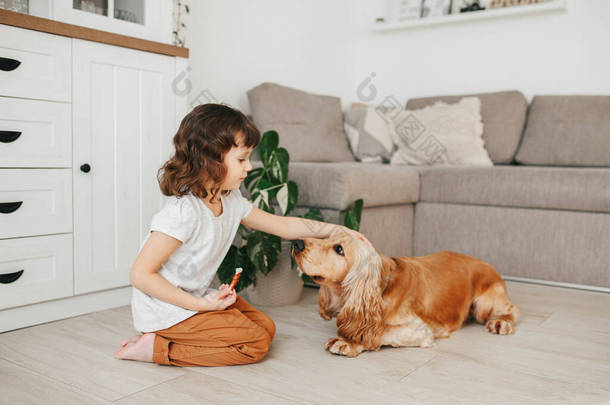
left=343, top=104, right=395, bottom=163
left=389, top=97, right=493, bottom=167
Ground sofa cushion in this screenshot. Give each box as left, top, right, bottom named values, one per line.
left=515, top=96, right=610, bottom=167
left=389, top=97, right=492, bottom=167
left=247, top=82, right=355, bottom=162
left=290, top=162, right=420, bottom=210
left=249, top=161, right=419, bottom=210
left=406, top=90, right=527, bottom=164
left=418, top=166, right=610, bottom=213
left=344, top=104, right=395, bottom=163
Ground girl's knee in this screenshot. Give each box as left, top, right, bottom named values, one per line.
left=246, top=308, right=276, bottom=341
left=261, top=314, right=276, bottom=340
left=254, top=343, right=271, bottom=362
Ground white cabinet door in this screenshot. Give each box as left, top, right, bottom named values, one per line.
left=73, top=39, right=175, bottom=294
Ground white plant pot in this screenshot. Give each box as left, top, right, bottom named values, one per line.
left=245, top=241, right=304, bottom=306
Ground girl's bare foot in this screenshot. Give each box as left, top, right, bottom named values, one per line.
left=114, top=333, right=155, bottom=362
left=120, top=335, right=141, bottom=347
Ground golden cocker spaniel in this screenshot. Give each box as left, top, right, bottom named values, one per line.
left=291, top=233, right=520, bottom=357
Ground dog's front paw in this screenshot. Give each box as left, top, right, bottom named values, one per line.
left=325, top=337, right=363, bottom=357
left=486, top=319, right=514, bottom=335
left=319, top=309, right=332, bottom=321
left=325, top=338, right=340, bottom=351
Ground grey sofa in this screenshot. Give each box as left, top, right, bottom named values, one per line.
left=246, top=83, right=610, bottom=290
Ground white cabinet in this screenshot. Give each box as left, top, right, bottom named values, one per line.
left=72, top=39, right=175, bottom=294
left=0, top=24, right=186, bottom=331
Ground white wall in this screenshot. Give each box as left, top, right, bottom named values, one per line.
left=184, top=0, right=610, bottom=114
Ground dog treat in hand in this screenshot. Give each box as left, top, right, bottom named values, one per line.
left=229, top=267, right=242, bottom=290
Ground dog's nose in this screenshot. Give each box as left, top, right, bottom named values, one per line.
left=293, top=239, right=305, bottom=253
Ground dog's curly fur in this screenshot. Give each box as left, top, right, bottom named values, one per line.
left=292, top=232, right=520, bottom=357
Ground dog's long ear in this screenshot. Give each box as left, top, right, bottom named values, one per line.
left=318, top=285, right=342, bottom=320
left=336, top=244, right=385, bottom=348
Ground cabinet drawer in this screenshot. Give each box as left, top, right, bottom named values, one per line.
left=0, top=169, right=72, bottom=238
left=0, top=234, right=73, bottom=310
left=0, top=97, right=71, bottom=168
left=0, top=24, right=71, bottom=102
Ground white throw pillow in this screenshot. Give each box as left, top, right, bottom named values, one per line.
left=387, top=97, right=493, bottom=167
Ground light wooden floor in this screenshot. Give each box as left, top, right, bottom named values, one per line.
left=1, top=281, right=609, bottom=405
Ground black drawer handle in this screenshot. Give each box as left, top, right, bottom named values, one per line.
left=0, top=57, right=21, bottom=72
left=0, top=270, right=24, bottom=284
left=0, top=201, right=23, bottom=214
left=0, top=131, right=22, bottom=143
left=80, top=163, right=91, bottom=173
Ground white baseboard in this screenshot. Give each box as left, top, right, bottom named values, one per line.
left=0, top=286, right=133, bottom=333
left=502, top=276, right=610, bottom=294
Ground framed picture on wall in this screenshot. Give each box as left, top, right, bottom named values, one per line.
left=451, top=0, right=493, bottom=14
left=387, top=0, right=423, bottom=22
left=422, top=0, right=452, bottom=17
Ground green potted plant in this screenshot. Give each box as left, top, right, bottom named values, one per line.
left=217, top=130, right=363, bottom=304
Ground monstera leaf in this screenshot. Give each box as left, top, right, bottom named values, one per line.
left=276, top=180, right=298, bottom=215
left=258, top=130, right=278, bottom=166
left=268, top=147, right=289, bottom=183
left=244, top=167, right=263, bottom=190
left=246, top=231, right=281, bottom=276
left=344, top=199, right=363, bottom=232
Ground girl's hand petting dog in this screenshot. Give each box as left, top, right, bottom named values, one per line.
left=198, top=284, right=236, bottom=312
left=335, top=225, right=374, bottom=250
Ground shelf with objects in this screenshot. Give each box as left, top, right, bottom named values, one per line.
left=371, top=0, right=567, bottom=32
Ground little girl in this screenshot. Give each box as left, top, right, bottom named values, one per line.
left=114, top=103, right=371, bottom=367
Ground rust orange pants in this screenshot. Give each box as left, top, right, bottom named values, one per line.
left=152, top=295, right=276, bottom=367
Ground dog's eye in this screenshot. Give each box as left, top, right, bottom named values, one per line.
left=334, top=244, right=344, bottom=256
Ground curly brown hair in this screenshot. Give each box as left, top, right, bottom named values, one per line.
left=158, top=103, right=260, bottom=203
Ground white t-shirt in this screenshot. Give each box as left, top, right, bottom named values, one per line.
left=131, top=188, right=254, bottom=332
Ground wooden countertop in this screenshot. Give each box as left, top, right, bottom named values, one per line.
left=0, top=8, right=188, bottom=58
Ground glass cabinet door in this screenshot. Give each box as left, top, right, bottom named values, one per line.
left=0, top=0, right=30, bottom=14
left=71, top=0, right=145, bottom=25
left=113, top=0, right=144, bottom=24
left=72, top=0, right=108, bottom=17
left=51, top=0, right=172, bottom=44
